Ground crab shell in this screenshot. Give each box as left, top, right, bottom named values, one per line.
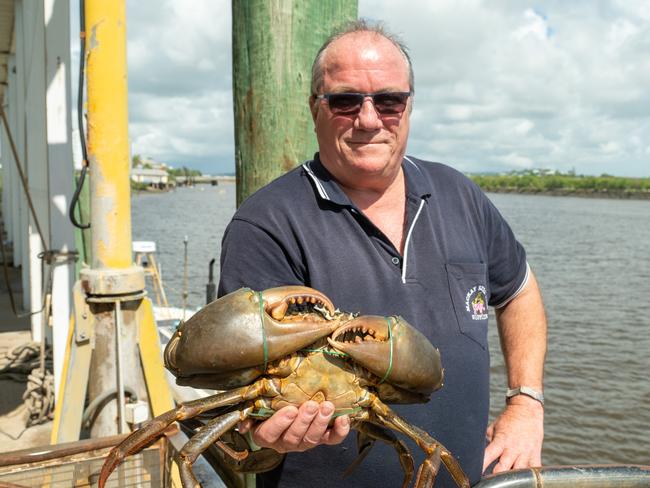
left=164, top=286, right=443, bottom=396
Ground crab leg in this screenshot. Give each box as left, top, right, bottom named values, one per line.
left=175, top=406, right=254, bottom=487
left=347, top=419, right=415, bottom=488
left=98, top=381, right=268, bottom=488
left=414, top=445, right=442, bottom=488
left=365, top=395, right=470, bottom=488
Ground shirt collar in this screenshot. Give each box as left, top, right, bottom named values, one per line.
left=302, top=153, right=431, bottom=207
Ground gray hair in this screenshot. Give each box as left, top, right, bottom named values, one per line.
left=310, top=19, right=414, bottom=95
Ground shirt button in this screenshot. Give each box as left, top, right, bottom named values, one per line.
left=391, top=257, right=400, bottom=265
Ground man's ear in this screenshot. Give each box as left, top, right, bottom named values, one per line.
left=309, top=95, right=318, bottom=123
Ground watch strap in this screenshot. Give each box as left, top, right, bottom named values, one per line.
left=506, top=386, right=544, bottom=406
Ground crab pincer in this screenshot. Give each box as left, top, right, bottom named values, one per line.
left=165, top=286, right=341, bottom=388
left=328, top=315, right=443, bottom=396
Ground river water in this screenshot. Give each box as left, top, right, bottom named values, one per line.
left=132, top=184, right=649, bottom=466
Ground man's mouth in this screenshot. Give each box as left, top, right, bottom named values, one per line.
left=346, top=139, right=386, bottom=145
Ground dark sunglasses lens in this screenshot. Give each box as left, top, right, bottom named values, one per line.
left=327, top=94, right=364, bottom=114
left=373, top=93, right=409, bottom=114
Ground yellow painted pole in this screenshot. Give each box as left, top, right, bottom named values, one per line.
left=80, top=0, right=146, bottom=439
left=85, top=0, right=133, bottom=271
left=53, top=0, right=174, bottom=445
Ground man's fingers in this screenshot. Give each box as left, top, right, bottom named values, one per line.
left=482, top=438, right=504, bottom=473
left=485, top=422, right=495, bottom=442
left=279, top=401, right=320, bottom=448
left=238, top=418, right=255, bottom=435
left=301, top=401, right=336, bottom=446
left=252, top=406, right=299, bottom=446
left=322, top=414, right=350, bottom=445
left=492, top=450, right=517, bottom=474
left=513, top=455, right=532, bottom=470
left=249, top=402, right=350, bottom=453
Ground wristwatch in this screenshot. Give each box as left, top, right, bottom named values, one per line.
left=505, top=386, right=544, bottom=406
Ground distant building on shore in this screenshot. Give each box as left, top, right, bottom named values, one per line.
left=131, top=167, right=170, bottom=189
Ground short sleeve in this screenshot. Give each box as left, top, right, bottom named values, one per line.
left=481, top=195, right=528, bottom=307
left=218, top=218, right=305, bottom=296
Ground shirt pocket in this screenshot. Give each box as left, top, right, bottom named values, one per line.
left=445, top=262, right=489, bottom=350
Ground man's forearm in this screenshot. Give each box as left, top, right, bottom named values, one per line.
left=495, top=270, right=547, bottom=393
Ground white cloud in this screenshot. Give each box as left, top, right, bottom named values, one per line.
left=513, top=8, right=551, bottom=41
left=105, top=0, right=650, bottom=177
left=499, top=152, right=534, bottom=168
left=514, top=120, right=535, bottom=136
left=444, top=105, right=473, bottom=121
left=361, top=0, right=650, bottom=176
left=600, top=141, right=621, bottom=154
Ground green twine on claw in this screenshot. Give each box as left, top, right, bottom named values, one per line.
left=300, top=346, right=350, bottom=358
left=378, top=316, right=394, bottom=384
left=258, top=291, right=268, bottom=372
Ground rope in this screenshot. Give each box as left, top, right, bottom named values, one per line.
left=0, top=343, right=50, bottom=380
left=23, top=368, right=55, bottom=427
left=258, top=291, right=268, bottom=371
left=0, top=342, right=55, bottom=428
left=0, top=238, right=75, bottom=319
left=378, top=316, right=394, bottom=384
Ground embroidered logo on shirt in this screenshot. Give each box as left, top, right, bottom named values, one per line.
left=465, top=285, right=488, bottom=320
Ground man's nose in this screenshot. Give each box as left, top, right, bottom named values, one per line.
left=355, top=97, right=383, bottom=130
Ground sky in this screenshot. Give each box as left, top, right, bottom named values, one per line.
left=73, top=1, right=650, bottom=177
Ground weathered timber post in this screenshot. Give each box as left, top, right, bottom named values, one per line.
left=232, top=0, right=358, bottom=205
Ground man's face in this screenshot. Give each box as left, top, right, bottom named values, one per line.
left=310, top=33, right=412, bottom=189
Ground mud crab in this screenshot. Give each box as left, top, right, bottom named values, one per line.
left=99, top=286, right=469, bottom=488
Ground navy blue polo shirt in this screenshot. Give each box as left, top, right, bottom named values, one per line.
left=218, top=154, right=528, bottom=488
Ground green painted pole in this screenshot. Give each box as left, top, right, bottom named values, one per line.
left=232, top=0, right=358, bottom=206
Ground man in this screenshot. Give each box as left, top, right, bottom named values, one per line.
left=219, top=21, right=546, bottom=487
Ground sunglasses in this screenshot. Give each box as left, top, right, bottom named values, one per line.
left=314, top=91, right=412, bottom=116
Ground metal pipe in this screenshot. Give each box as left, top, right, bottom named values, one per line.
left=0, top=434, right=131, bottom=467
left=475, top=465, right=650, bottom=488
left=206, top=258, right=216, bottom=304
left=182, top=236, right=189, bottom=319
left=81, top=386, right=137, bottom=428
left=114, top=300, right=127, bottom=434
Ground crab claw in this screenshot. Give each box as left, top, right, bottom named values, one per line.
left=165, top=286, right=340, bottom=386
left=256, top=285, right=335, bottom=320
left=328, top=316, right=443, bottom=395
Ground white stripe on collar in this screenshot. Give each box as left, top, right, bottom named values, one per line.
left=305, top=157, right=421, bottom=202
left=401, top=197, right=426, bottom=284
left=302, top=161, right=330, bottom=200
left=403, top=155, right=418, bottom=168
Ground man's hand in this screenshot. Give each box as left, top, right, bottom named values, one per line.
left=483, top=396, right=544, bottom=473
left=238, top=401, right=350, bottom=453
